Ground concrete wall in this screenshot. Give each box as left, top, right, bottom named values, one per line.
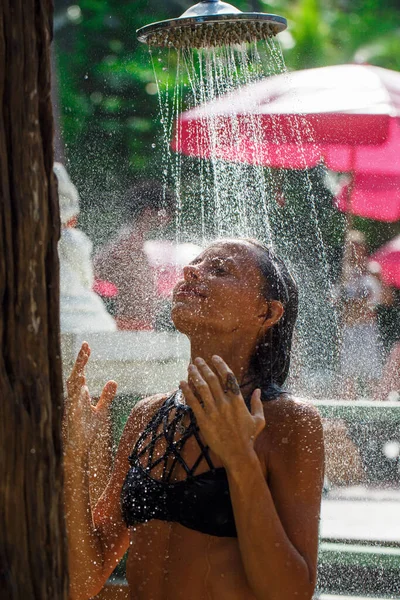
left=61, top=331, right=190, bottom=396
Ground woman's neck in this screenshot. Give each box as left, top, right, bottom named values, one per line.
left=189, top=330, right=258, bottom=387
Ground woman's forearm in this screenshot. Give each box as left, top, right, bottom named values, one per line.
left=64, top=448, right=106, bottom=600
left=226, top=451, right=314, bottom=600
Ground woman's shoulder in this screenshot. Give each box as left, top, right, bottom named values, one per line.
left=259, top=394, right=324, bottom=476
left=114, top=392, right=172, bottom=466
left=124, top=391, right=174, bottom=435
left=275, top=393, right=320, bottom=417
left=263, top=394, right=323, bottom=446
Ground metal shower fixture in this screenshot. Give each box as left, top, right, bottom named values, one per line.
left=137, top=0, right=287, bottom=50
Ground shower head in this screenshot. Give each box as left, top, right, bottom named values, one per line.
left=137, top=0, right=287, bottom=50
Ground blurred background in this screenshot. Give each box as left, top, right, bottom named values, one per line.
left=53, top=0, right=400, bottom=249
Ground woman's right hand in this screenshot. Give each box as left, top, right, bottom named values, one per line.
left=63, top=341, right=117, bottom=456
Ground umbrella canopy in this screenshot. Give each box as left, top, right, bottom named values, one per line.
left=335, top=173, right=400, bottom=222
left=370, top=235, right=400, bottom=289
left=172, top=64, right=400, bottom=175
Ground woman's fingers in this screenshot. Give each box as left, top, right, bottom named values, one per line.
left=179, top=381, right=206, bottom=425
left=187, top=364, right=215, bottom=413
left=211, top=356, right=241, bottom=398
left=96, top=380, right=118, bottom=415
left=74, top=342, right=90, bottom=374
left=250, top=389, right=266, bottom=435
left=67, top=342, right=91, bottom=393
left=250, top=388, right=263, bottom=418
left=193, top=358, right=226, bottom=406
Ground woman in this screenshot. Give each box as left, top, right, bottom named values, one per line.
left=63, top=238, right=324, bottom=600
left=335, top=230, right=383, bottom=399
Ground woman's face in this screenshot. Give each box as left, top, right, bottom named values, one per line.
left=171, top=241, right=270, bottom=337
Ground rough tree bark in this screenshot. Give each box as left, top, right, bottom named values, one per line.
left=0, top=1, right=68, bottom=598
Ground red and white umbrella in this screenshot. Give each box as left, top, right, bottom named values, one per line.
left=370, top=235, right=400, bottom=289
left=334, top=173, right=400, bottom=222
left=172, top=64, right=400, bottom=221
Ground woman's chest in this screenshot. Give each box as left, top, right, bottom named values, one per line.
left=133, top=397, right=224, bottom=482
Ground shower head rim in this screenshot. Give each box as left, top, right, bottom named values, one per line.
left=137, top=13, right=287, bottom=46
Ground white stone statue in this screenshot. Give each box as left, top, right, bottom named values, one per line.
left=54, top=163, right=116, bottom=333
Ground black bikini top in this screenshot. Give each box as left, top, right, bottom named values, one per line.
left=121, top=384, right=283, bottom=538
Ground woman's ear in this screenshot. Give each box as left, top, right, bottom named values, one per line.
left=259, top=300, right=284, bottom=331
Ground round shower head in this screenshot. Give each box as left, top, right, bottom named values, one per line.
left=137, top=0, right=287, bottom=50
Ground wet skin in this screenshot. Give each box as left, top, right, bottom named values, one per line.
left=65, top=241, right=324, bottom=600
left=120, top=393, right=323, bottom=600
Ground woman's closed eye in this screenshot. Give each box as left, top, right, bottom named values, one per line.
left=210, top=260, right=229, bottom=275
left=211, top=266, right=228, bottom=275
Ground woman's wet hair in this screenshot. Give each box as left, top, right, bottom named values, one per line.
left=244, top=239, right=298, bottom=389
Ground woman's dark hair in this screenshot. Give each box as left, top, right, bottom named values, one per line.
left=245, top=239, right=298, bottom=389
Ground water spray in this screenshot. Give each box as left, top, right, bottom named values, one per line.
left=137, top=0, right=287, bottom=49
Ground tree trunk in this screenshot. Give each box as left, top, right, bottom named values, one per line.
left=0, top=1, right=68, bottom=599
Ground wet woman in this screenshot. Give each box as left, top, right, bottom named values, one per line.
left=63, top=239, right=324, bottom=600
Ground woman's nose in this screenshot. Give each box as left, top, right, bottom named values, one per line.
left=183, top=264, right=200, bottom=281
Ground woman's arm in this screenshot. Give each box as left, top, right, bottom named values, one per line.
left=63, top=343, right=119, bottom=600
left=92, top=394, right=164, bottom=581
left=181, top=357, right=324, bottom=600
left=226, top=403, right=323, bottom=600
left=64, top=344, right=158, bottom=599
left=64, top=446, right=106, bottom=600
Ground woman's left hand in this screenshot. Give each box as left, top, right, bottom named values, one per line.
left=180, top=356, right=265, bottom=469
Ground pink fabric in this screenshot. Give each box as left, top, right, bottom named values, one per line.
left=335, top=173, right=400, bottom=222
left=370, top=236, right=400, bottom=288
left=172, top=64, right=400, bottom=175
left=152, top=265, right=181, bottom=298
left=144, top=240, right=202, bottom=299
left=93, top=279, right=119, bottom=298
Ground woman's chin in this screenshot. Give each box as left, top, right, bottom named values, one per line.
left=171, top=302, right=201, bottom=335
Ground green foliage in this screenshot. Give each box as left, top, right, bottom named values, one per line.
left=55, top=0, right=182, bottom=236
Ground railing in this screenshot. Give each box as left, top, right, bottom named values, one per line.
left=315, top=399, right=400, bottom=598
left=62, top=332, right=400, bottom=599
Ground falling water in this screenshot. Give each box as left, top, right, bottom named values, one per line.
left=150, top=38, right=340, bottom=398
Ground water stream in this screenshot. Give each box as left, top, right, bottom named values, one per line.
left=150, top=39, right=341, bottom=398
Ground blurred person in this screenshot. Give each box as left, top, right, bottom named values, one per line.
left=373, top=269, right=400, bottom=357
left=335, top=230, right=384, bottom=399
left=93, top=181, right=175, bottom=330
left=63, top=239, right=324, bottom=600
left=55, top=163, right=116, bottom=334
left=322, top=419, right=365, bottom=487
left=378, top=341, right=400, bottom=401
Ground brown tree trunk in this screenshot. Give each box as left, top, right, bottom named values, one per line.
left=0, top=1, right=68, bottom=598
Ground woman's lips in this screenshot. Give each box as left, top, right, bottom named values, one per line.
left=174, top=285, right=207, bottom=299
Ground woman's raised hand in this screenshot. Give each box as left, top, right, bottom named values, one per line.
left=180, top=356, right=265, bottom=470
left=63, top=342, right=117, bottom=455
